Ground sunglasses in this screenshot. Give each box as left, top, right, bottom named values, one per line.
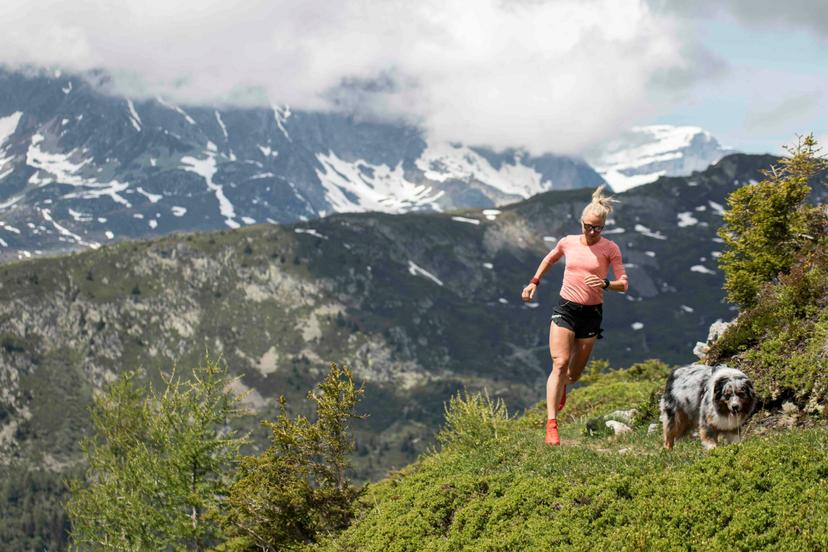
left=582, top=221, right=604, bottom=233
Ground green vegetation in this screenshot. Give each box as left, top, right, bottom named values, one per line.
left=718, top=134, right=826, bottom=309
left=224, top=363, right=364, bottom=550
left=319, top=381, right=828, bottom=552
left=66, top=356, right=247, bottom=550
left=709, top=136, right=828, bottom=409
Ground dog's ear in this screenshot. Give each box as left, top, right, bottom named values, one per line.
left=713, top=376, right=728, bottom=401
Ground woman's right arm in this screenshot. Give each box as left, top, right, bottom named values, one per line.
left=521, top=240, right=564, bottom=301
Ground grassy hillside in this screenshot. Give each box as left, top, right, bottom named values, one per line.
left=320, top=361, right=828, bottom=551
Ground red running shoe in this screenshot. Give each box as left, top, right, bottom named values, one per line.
left=558, top=385, right=567, bottom=412
left=545, top=419, right=560, bottom=446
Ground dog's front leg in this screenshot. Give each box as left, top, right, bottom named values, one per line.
left=722, top=430, right=741, bottom=444
left=699, top=425, right=718, bottom=450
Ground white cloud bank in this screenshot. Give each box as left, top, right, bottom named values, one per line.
left=0, top=0, right=702, bottom=154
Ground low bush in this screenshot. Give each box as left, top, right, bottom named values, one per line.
left=437, top=390, right=510, bottom=451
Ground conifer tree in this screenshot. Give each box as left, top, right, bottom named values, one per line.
left=224, top=362, right=364, bottom=551
left=66, top=356, right=247, bottom=550
left=718, top=134, right=827, bottom=308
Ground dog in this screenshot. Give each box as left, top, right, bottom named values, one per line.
left=660, top=363, right=756, bottom=450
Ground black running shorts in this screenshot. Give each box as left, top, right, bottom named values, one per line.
left=550, top=296, right=604, bottom=339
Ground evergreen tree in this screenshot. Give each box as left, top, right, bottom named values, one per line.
left=718, top=134, right=827, bottom=308
left=224, top=362, right=364, bottom=551
left=66, top=356, right=247, bottom=550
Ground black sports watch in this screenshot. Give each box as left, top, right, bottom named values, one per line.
left=602, top=278, right=610, bottom=289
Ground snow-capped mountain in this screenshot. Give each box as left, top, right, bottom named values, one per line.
left=0, top=68, right=602, bottom=260
left=585, top=125, right=733, bottom=192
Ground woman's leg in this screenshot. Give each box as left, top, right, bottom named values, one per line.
left=547, top=322, right=575, bottom=420
left=566, top=337, right=598, bottom=384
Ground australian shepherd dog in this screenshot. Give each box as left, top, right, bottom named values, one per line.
left=660, top=364, right=756, bottom=450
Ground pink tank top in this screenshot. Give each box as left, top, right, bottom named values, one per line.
left=542, top=235, right=628, bottom=305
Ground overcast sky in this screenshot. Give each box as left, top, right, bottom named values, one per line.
left=0, top=0, right=825, bottom=155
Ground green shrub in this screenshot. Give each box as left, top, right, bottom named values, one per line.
left=66, top=356, right=247, bottom=550
left=718, top=134, right=826, bottom=309
left=437, top=390, right=510, bottom=451
left=223, top=363, right=364, bottom=550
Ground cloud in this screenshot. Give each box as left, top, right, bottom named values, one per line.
left=744, top=92, right=822, bottom=131
left=0, top=0, right=713, bottom=154
left=654, top=0, right=828, bottom=38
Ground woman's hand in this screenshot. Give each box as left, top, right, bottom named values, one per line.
left=521, top=283, right=537, bottom=302
left=584, top=275, right=606, bottom=289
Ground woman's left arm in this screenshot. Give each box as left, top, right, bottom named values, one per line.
left=607, top=245, right=629, bottom=292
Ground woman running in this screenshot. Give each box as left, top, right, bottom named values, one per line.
left=521, top=186, right=628, bottom=445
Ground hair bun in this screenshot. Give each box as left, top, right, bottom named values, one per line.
left=583, top=185, right=619, bottom=219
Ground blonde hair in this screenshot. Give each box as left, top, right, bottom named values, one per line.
left=581, top=185, right=618, bottom=221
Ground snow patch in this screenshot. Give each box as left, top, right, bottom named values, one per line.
left=677, top=212, right=699, bottom=227
left=451, top=216, right=480, bottom=225
left=272, top=105, right=292, bottom=142
left=634, top=224, right=667, bottom=240
left=215, top=110, right=229, bottom=140
left=708, top=200, right=725, bottom=215
left=408, top=260, right=443, bottom=286
left=136, top=187, right=162, bottom=203
left=0, top=221, right=20, bottom=234
left=631, top=322, right=644, bottom=330
left=171, top=206, right=187, bottom=217
left=294, top=227, right=327, bottom=239
left=180, top=153, right=239, bottom=228
left=690, top=265, right=716, bottom=275
left=126, top=99, right=142, bottom=132
left=416, top=142, right=549, bottom=199
left=156, top=96, right=196, bottom=125
left=0, top=112, right=23, bottom=147
left=258, top=145, right=278, bottom=157
left=67, top=208, right=92, bottom=222
left=316, top=152, right=444, bottom=213
left=27, top=134, right=132, bottom=207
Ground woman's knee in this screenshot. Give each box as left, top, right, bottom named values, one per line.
left=551, top=357, right=570, bottom=375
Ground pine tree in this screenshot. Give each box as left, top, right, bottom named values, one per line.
left=66, top=356, right=247, bottom=550
left=224, top=362, right=364, bottom=551
left=718, top=134, right=827, bottom=308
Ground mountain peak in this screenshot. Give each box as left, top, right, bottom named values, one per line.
left=586, top=125, right=734, bottom=192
